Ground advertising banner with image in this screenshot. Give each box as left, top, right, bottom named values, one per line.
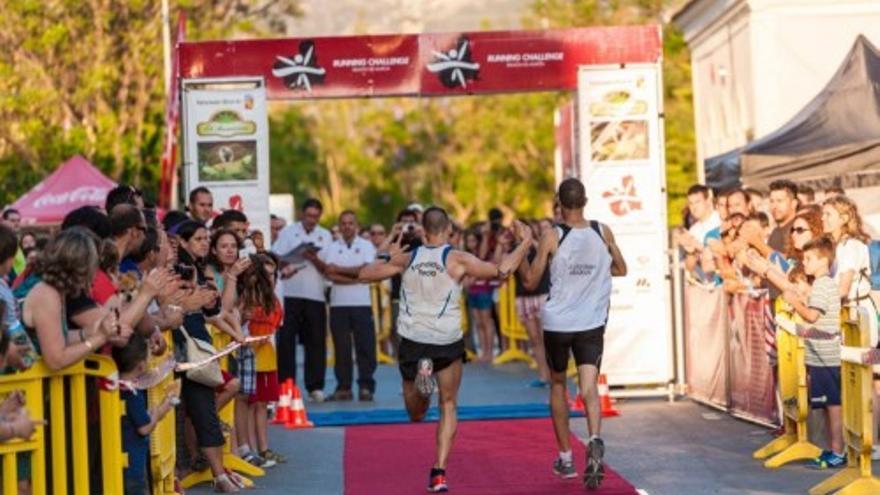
left=182, top=78, right=270, bottom=240
left=577, top=64, right=672, bottom=387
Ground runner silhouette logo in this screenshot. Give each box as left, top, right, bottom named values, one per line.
left=427, top=36, right=480, bottom=89
left=272, top=40, right=327, bottom=92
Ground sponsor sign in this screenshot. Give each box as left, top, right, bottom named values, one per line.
left=577, top=65, right=672, bottom=386
left=182, top=79, right=271, bottom=238
left=179, top=26, right=661, bottom=100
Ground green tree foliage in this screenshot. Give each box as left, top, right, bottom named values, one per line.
left=0, top=0, right=300, bottom=205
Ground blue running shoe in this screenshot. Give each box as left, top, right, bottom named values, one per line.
left=528, top=379, right=549, bottom=388
left=809, top=450, right=845, bottom=469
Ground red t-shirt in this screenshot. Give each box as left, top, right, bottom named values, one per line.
left=90, top=270, right=118, bottom=305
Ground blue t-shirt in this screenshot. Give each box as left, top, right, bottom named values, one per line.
left=0, top=279, right=18, bottom=329
left=121, top=390, right=151, bottom=482
left=119, top=258, right=141, bottom=277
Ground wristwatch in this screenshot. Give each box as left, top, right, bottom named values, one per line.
left=377, top=253, right=391, bottom=262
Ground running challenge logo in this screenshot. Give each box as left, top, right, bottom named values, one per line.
left=601, top=175, right=642, bottom=217
left=426, top=36, right=480, bottom=89
left=272, top=40, right=327, bottom=92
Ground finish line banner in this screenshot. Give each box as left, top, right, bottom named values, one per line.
left=178, top=26, right=661, bottom=99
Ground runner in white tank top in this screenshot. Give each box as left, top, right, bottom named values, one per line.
left=519, top=178, right=627, bottom=490
left=359, top=206, right=533, bottom=493
left=398, top=244, right=463, bottom=346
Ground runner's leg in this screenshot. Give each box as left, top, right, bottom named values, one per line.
left=434, top=359, right=463, bottom=469
left=523, top=316, right=550, bottom=382
left=403, top=379, right=431, bottom=422
left=549, top=369, right=571, bottom=453
left=577, top=364, right=601, bottom=437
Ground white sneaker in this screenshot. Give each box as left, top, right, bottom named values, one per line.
left=309, top=390, right=325, bottom=403
left=872, top=445, right=880, bottom=461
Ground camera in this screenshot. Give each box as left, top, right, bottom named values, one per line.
left=174, top=264, right=195, bottom=281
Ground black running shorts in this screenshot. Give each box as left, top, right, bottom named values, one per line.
left=398, top=337, right=466, bottom=382
left=543, top=327, right=605, bottom=374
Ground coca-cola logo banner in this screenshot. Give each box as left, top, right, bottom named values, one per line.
left=32, top=186, right=110, bottom=208
left=179, top=26, right=660, bottom=100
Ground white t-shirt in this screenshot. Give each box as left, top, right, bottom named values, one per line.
left=271, top=222, right=331, bottom=302
left=321, top=237, right=376, bottom=307
left=834, top=237, right=877, bottom=345
left=688, top=210, right=721, bottom=246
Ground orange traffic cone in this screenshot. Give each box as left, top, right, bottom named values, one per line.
left=598, top=374, right=620, bottom=417
left=285, top=384, right=314, bottom=429
left=272, top=379, right=293, bottom=425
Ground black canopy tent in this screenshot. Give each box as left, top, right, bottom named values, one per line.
left=704, top=35, right=880, bottom=192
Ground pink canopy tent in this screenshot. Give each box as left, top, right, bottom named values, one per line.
left=11, top=155, right=116, bottom=225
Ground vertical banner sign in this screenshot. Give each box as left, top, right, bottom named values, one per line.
left=577, top=65, right=673, bottom=386
left=182, top=79, right=270, bottom=239
left=554, top=101, right=578, bottom=186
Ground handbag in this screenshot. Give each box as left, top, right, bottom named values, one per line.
left=179, top=326, right=224, bottom=387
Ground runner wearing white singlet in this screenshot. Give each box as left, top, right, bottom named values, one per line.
left=359, top=206, right=533, bottom=493
left=519, top=178, right=627, bottom=490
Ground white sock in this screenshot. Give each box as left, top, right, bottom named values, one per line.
left=238, top=444, right=252, bottom=457
left=558, top=450, right=572, bottom=463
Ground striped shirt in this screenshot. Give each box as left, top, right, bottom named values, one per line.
left=804, top=275, right=841, bottom=367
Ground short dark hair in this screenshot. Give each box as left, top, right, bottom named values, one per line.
left=687, top=184, right=711, bottom=198
left=397, top=209, right=418, bottom=222
left=2, top=209, right=20, bottom=220
left=212, top=210, right=248, bottom=231
left=188, top=187, right=212, bottom=205
left=488, top=208, right=503, bottom=221
left=61, top=206, right=111, bottom=239
left=769, top=180, right=798, bottom=199
left=743, top=187, right=765, bottom=199
left=339, top=210, right=357, bottom=222
left=558, top=178, right=587, bottom=209
left=105, top=185, right=141, bottom=212
left=824, top=186, right=845, bottom=196
left=802, top=235, right=835, bottom=263
left=109, top=204, right=144, bottom=238
left=112, top=333, right=148, bottom=374
left=162, top=210, right=189, bottom=233
left=423, top=206, right=450, bottom=235
left=797, top=185, right=815, bottom=202
left=176, top=220, right=206, bottom=242
left=129, top=227, right=160, bottom=264
left=301, top=198, right=323, bottom=212
left=0, top=225, right=17, bottom=263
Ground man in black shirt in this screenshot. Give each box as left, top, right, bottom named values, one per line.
left=766, top=180, right=799, bottom=302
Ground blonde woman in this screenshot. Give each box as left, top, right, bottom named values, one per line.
left=822, top=196, right=879, bottom=457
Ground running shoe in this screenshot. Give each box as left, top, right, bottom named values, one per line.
left=809, top=450, right=846, bottom=469
left=262, top=449, right=287, bottom=464
left=583, top=436, right=605, bottom=490
left=244, top=451, right=276, bottom=469
left=327, top=389, right=354, bottom=402
left=309, top=390, right=326, bottom=403
left=552, top=457, right=577, bottom=479
left=415, top=358, right=436, bottom=397
left=427, top=468, right=448, bottom=493
left=528, top=379, right=549, bottom=388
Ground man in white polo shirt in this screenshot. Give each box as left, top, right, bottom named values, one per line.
left=273, top=198, right=332, bottom=402
left=323, top=211, right=378, bottom=401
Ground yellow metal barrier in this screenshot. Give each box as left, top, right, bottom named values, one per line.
left=0, top=355, right=124, bottom=495
left=181, top=328, right=264, bottom=490
left=149, top=331, right=179, bottom=495
left=752, top=304, right=821, bottom=467
left=492, top=278, right=535, bottom=367
left=371, top=282, right=395, bottom=365
left=809, top=307, right=880, bottom=495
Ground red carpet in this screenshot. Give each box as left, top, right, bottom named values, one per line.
left=344, top=418, right=638, bottom=495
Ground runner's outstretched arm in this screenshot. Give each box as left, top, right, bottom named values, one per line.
left=520, top=227, right=556, bottom=291
left=358, top=234, right=410, bottom=282
left=457, top=221, right=533, bottom=280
